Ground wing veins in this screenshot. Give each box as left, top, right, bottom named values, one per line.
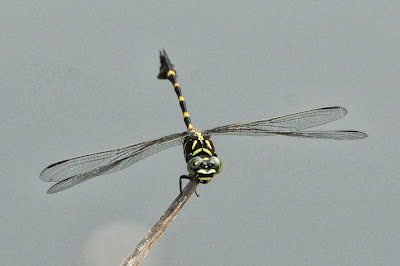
left=40, top=132, right=188, bottom=188
left=206, top=106, right=349, bottom=134
left=205, top=106, right=366, bottom=140
left=212, top=129, right=367, bottom=139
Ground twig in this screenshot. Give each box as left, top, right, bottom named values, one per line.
left=121, top=179, right=199, bottom=266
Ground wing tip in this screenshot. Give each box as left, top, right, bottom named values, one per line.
left=357, top=131, right=368, bottom=139
left=323, top=106, right=347, bottom=117
left=46, top=182, right=66, bottom=194
left=338, top=106, right=348, bottom=116
left=46, top=183, right=58, bottom=194
left=341, top=130, right=368, bottom=139
left=39, top=169, right=51, bottom=182
left=47, top=188, right=56, bottom=194
left=39, top=159, right=70, bottom=181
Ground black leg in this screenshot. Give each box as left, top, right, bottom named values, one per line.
left=179, top=175, right=199, bottom=197
left=179, top=175, right=191, bottom=194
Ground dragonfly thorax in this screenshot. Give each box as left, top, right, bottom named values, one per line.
left=183, top=130, right=215, bottom=161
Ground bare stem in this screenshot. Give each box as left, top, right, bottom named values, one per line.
left=121, top=179, right=199, bottom=266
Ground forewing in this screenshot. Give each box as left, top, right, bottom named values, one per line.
left=205, top=106, right=367, bottom=140
left=40, top=132, right=188, bottom=193
left=206, top=106, right=348, bottom=134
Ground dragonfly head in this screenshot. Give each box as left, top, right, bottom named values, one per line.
left=187, top=156, right=222, bottom=183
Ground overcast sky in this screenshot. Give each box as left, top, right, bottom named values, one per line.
left=1, top=1, right=399, bottom=265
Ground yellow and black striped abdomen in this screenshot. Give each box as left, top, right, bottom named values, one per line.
left=157, top=50, right=193, bottom=130
left=169, top=73, right=193, bottom=130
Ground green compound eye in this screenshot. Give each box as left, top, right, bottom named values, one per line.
left=187, top=156, right=203, bottom=175
left=209, top=156, right=222, bottom=174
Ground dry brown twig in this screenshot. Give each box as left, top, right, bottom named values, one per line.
left=121, top=179, right=199, bottom=266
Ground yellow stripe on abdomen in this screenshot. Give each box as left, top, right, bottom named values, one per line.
left=167, top=70, right=176, bottom=77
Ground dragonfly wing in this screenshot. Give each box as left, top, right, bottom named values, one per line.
left=282, top=130, right=368, bottom=139
left=207, top=106, right=348, bottom=133
left=205, top=106, right=367, bottom=140
left=45, top=158, right=128, bottom=194
left=221, top=129, right=367, bottom=139
left=40, top=132, right=188, bottom=193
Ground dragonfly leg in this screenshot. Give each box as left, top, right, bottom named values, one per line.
left=179, top=175, right=200, bottom=197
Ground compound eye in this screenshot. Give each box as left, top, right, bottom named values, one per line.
left=209, top=156, right=222, bottom=174
left=187, top=156, right=203, bottom=175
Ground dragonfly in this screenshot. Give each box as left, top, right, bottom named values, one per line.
left=40, top=50, right=367, bottom=194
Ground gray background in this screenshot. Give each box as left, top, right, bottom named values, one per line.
left=1, top=1, right=398, bottom=265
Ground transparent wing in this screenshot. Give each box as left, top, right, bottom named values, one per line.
left=40, top=132, right=188, bottom=193
left=205, top=106, right=367, bottom=140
